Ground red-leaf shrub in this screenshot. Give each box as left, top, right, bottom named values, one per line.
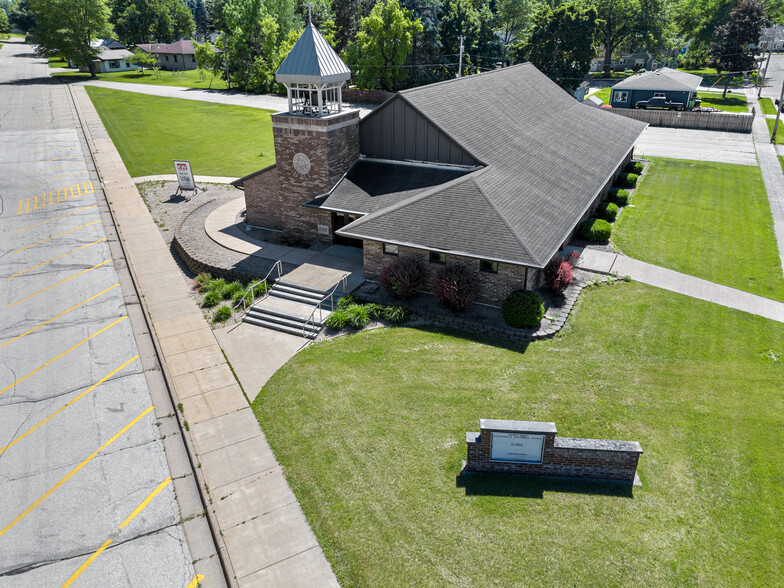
left=432, top=265, right=479, bottom=312
left=379, top=257, right=425, bottom=300
left=544, top=252, right=580, bottom=294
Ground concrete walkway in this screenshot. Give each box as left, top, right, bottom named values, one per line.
left=634, top=126, right=758, bottom=166
left=747, top=89, right=784, bottom=277
left=134, top=174, right=238, bottom=184
left=70, top=85, right=340, bottom=587
left=566, top=247, right=784, bottom=323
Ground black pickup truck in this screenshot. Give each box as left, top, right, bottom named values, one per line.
left=633, top=97, right=685, bottom=110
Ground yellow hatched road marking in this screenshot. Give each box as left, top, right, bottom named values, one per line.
left=17, top=181, right=94, bottom=215
left=1, top=283, right=120, bottom=348
left=7, top=236, right=106, bottom=279
left=13, top=220, right=101, bottom=253
left=6, top=259, right=110, bottom=308
left=15, top=204, right=97, bottom=233
left=0, top=316, right=127, bottom=396
left=0, top=355, right=139, bottom=455
left=60, top=477, right=173, bottom=587
left=0, top=406, right=155, bottom=539
left=187, top=574, right=205, bottom=588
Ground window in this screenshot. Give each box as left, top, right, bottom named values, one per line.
left=480, top=260, right=498, bottom=273
left=614, top=91, right=629, bottom=103
left=165, top=55, right=169, bottom=61
left=383, top=243, right=398, bottom=256
left=653, top=92, right=666, bottom=98
left=109, top=60, right=120, bottom=69
left=636, top=58, right=645, bottom=66
left=429, top=251, right=446, bottom=264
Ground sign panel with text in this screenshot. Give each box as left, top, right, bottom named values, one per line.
left=490, top=432, right=544, bottom=463
left=173, top=160, right=196, bottom=191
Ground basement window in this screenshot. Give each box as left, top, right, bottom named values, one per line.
left=480, top=260, right=498, bottom=273
left=383, top=243, right=398, bottom=256
left=429, top=251, right=446, bottom=264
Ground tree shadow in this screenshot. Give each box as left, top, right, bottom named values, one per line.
left=413, top=323, right=531, bottom=354
left=456, top=471, right=635, bottom=499
left=0, top=76, right=61, bottom=86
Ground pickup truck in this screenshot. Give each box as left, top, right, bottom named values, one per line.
left=633, top=97, right=685, bottom=110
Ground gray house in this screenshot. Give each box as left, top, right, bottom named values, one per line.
left=610, top=67, right=702, bottom=109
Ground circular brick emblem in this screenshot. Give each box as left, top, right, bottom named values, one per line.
left=293, top=153, right=311, bottom=175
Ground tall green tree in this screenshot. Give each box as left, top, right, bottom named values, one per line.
left=8, top=0, right=35, bottom=31
left=439, top=0, right=478, bottom=73
left=343, top=0, right=422, bottom=90
left=333, top=0, right=376, bottom=52
left=514, top=2, right=602, bottom=92
left=30, top=0, right=113, bottom=76
left=709, top=0, right=766, bottom=96
left=206, top=0, right=229, bottom=30
left=191, top=0, right=209, bottom=38
left=495, top=0, right=541, bottom=51
left=219, top=0, right=280, bottom=91
left=401, top=0, right=444, bottom=84
left=0, top=8, right=10, bottom=35
left=114, top=0, right=194, bottom=44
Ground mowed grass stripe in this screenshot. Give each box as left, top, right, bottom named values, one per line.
left=612, top=157, right=784, bottom=301
left=84, top=86, right=276, bottom=177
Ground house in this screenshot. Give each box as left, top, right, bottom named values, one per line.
left=78, top=40, right=137, bottom=73
left=91, top=38, right=127, bottom=50
left=591, top=50, right=656, bottom=73
left=609, top=67, right=702, bottom=109
left=759, top=25, right=784, bottom=51
left=234, top=23, right=647, bottom=306
left=135, top=40, right=199, bottom=71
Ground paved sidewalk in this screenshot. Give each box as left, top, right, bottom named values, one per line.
left=70, top=85, right=340, bottom=587
left=134, top=174, right=238, bottom=184
left=566, top=247, right=784, bottom=323
left=748, top=89, right=784, bottom=276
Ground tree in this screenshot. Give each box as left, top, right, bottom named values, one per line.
left=30, top=0, right=113, bottom=77
left=0, top=8, right=10, bottom=35
left=343, top=0, right=423, bottom=91
left=113, top=0, right=194, bottom=44
left=333, top=0, right=376, bottom=52
left=127, top=47, right=159, bottom=71
left=709, top=0, right=766, bottom=96
left=495, top=0, right=541, bottom=51
left=8, top=0, right=35, bottom=31
left=401, top=0, right=444, bottom=85
left=514, top=2, right=602, bottom=92
left=219, top=0, right=280, bottom=92
left=440, top=0, right=479, bottom=73
left=192, top=0, right=209, bottom=38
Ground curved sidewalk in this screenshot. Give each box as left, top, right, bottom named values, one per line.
left=567, top=247, right=784, bottom=323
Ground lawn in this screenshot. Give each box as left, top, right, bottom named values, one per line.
left=55, top=68, right=228, bottom=90
left=696, top=91, right=748, bottom=112
left=253, top=283, right=784, bottom=587
left=85, top=86, right=275, bottom=177
left=760, top=97, right=779, bottom=116
left=48, top=55, right=67, bottom=68
left=591, top=86, right=611, bottom=104
left=612, top=157, right=784, bottom=301
left=767, top=117, right=784, bottom=145
left=677, top=67, right=748, bottom=88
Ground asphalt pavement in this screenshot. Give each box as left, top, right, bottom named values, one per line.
left=0, top=39, right=210, bottom=586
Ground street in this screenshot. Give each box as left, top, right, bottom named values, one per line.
left=0, top=40, right=200, bottom=586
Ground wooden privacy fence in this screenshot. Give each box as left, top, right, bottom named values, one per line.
left=606, top=107, right=754, bottom=133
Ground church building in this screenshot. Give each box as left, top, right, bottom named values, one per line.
left=233, top=22, right=647, bottom=306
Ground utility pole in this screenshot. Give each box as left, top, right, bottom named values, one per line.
left=772, top=76, right=784, bottom=142
left=458, top=35, right=464, bottom=78
left=758, top=40, right=773, bottom=98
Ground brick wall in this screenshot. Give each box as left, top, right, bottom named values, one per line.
left=363, top=241, right=542, bottom=306
left=465, top=422, right=642, bottom=483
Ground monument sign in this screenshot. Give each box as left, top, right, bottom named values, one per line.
left=490, top=432, right=544, bottom=463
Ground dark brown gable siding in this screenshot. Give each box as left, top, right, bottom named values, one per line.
left=359, top=95, right=479, bottom=167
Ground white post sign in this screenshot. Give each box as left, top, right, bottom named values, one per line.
left=173, top=160, right=196, bottom=191
left=490, top=432, right=544, bottom=463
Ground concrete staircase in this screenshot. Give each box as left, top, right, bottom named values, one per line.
left=243, top=279, right=338, bottom=338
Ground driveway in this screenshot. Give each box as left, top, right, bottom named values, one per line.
left=634, top=126, right=757, bottom=166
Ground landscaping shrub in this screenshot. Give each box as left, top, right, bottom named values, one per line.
left=206, top=278, right=227, bottom=293
left=365, top=303, right=385, bottom=319
left=346, top=305, right=370, bottom=329
left=337, top=294, right=359, bottom=309
left=194, top=272, right=211, bottom=292
left=326, top=309, right=349, bottom=330
left=502, top=290, right=544, bottom=328
left=617, top=172, right=639, bottom=188
left=382, top=305, right=409, bottom=324
left=231, top=289, right=246, bottom=306
left=202, top=290, right=221, bottom=307
left=597, top=201, right=619, bottom=222
left=544, top=258, right=574, bottom=294
left=609, top=188, right=630, bottom=206
left=380, top=257, right=426, bottom=300
left=579, top=218, right=613, bottom=241
left=214, top=305, right=232, bottom=322
left=222, top=281, right=244, bottom=300
left=432, top=265, right=479, bottom=312
left=625, top=161, right=644, bottom=174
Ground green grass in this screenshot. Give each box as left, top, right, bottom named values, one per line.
left=760, top=97, right=779, bottom=116
left=613, top=157, right=784, bottom=301
left=253, top=283, right=784, bottom=587
left=677, top=67, right=748, bottom=88
left=48, top=55, right=67, bottom=68
left=55, top=68, right=228, bottom=90
left=591, top=87, right=611, bottom=104
left=767, top=117, right=784, bottom=145
left=696, top=91, right=748, bottom=113
left=85, top=86, right=274, bottom=177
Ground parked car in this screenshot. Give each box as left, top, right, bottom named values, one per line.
left=634, top=97, right=685, bottom=110
left=693, top=106, right=719, bottom=112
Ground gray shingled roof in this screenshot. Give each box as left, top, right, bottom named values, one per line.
left=337, top=64, right=647, bottom=268
left=276, top=24, right=351, bottom=85
left=612, top=67, right=702, bottom=92
left=318, top=160, right=472, bottom=214
left=95, top=48, right=134, bottom=61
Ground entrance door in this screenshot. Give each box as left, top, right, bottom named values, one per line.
left=332, top=212, right=364, bottom=248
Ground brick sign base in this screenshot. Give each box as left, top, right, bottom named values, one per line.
left=465, top=419, right=642, bottom=484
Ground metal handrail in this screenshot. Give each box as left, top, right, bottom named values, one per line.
left=233, top=260, right=283, bottom=311
left=302, top=273, right=349, bottom=337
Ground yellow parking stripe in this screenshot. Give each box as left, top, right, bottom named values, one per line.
left=15, top=204, right=97, bottom=233
left=6, top=259, right=110, bottom=308
left=13, top=220, right=101, bottom=253
left=0, top=356, right=139, bottom=455
left=60, top=477, right=173, bottom=587
left=17, top=181, right=94, bottom=215
left=7, top=237, right=106, bottom=279
left=0, top=406, right=155, bottom=539
left=0, top=316, right=127, bottom=396
left=1, top=283, right=120, bottom=348
left=187, top=574, right=205, bottom=588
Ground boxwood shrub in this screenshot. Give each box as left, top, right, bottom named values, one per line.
left=579, top=218, right=613, bottom=241
left=597, top=201, right=619, bottom=222
left=609, top=188, right=630, bottom=206
left=502, top=290, right=544, bottom=328
left=625, top=161, right=644, bottom=174
left=617, top=172, right=639, bottom=188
